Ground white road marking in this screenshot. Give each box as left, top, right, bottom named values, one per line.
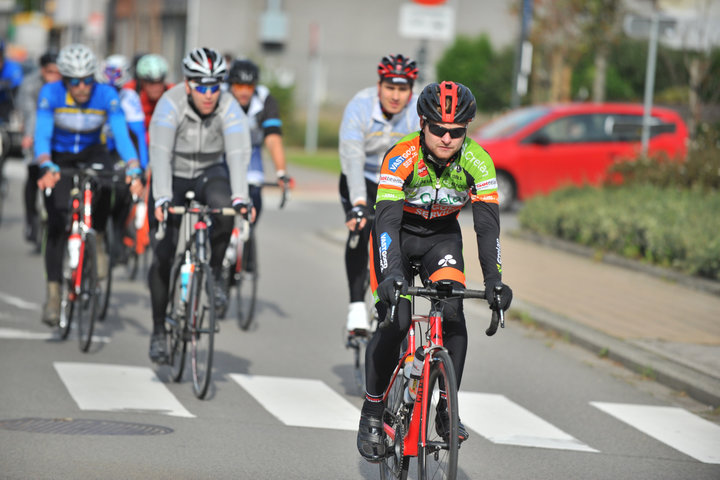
left=0, top=291, right=40, bottom=311
left=230, top=374, right=360, bottom=430
left=459, top=392, right=598, bottom=452
left=0, top=327, right=110, bottom=343
left=54, top=362, right=194, bottom=418
left=592, top=402, right=720, bottom=464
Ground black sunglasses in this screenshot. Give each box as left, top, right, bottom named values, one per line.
left=427, top=123, right=467, bottom=139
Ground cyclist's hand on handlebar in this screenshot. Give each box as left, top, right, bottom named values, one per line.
left=37, top=157, right=61, bottom=190
left=232, top=198, right=257, bottom=223
left=378, top=276, right=408, bottom=305
left=345, top=203, right=371, bottom=232
left=485, top=282, right=513, bottom=311
left=276, top=170, right=293, bottom=189
left=154, top=199, right=170, bottom=223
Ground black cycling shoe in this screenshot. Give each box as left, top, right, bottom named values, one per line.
left=149, top=333, right=168, bottom=364
left=435, top=407, right=469, bottom=443
left=357, top=412, right=386, bottom=462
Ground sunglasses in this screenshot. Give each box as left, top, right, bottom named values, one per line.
left=189, top=81, right=220, bottom=94
left=427, top=123, right=467, bottom=139
left=67, top=76, right=95, bottom=86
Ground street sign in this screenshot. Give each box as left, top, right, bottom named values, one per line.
left=623, top=14, right=677, bottom=39
left=398, top=3, right=455, bottom=41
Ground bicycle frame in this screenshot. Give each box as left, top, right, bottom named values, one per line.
left=382, top=307, right=446, bottom=458
left=67, top=172, right=95, bottom=300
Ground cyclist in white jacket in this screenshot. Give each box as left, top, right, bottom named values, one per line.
left=339, top=54, right=419, bottom=334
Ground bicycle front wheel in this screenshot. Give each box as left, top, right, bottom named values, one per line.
left=380, top=370, right=410, bottom=480
left=166, top=255, right=187, bottom=382
left=98, top=228, right=113, bottom=320
left=189, top=262, right=216, bottom=399
left=76, top=231, right=99, bottom=352
left=58, top=253, right=75, bottom=340
left=418, top=349, right=459, bottom=480
left=235, top=234, right=257, bottom=330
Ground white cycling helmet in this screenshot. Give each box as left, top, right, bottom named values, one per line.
left=57, top=44, right=98, bottom=78
left=136, top=54, right=169, bottom=82
left=97, top=54, right=131, bottom=87
left=182, top=47, right=227, bottom=84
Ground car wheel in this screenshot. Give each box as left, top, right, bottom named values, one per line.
left=496, top=171, right=516, bottom=212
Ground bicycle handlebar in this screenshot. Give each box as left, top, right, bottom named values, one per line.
left=261, top=177, right=294, bottom=209
left=154, top=203, right=239, bottom=241
left=379, top=281, right=505, bottom=336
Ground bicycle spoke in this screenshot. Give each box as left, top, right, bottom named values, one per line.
left=76, top=231, right=99, bottom=353
left=166, top=255, right=187, bottom=382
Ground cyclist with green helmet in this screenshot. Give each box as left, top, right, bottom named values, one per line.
left=124, top=53, right=174, bottom=143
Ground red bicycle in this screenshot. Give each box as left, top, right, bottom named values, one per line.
left=378, top=278, right=503, bottom=480
left=57, top=163, right=114, bottom=352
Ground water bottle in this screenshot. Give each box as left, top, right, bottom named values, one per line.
left=223, top=228, right=239, bottom=267
left=67, top=222, right=81, bottom=269
left=134, top=201, right=146, bottom=230
left=180, top=262, right=193, bottom=302
left=407, top=347, right=425, bottom=401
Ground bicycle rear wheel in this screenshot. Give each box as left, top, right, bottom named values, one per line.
left=76, top=231, right=99, bottom=352
left=166, top=255, right=187, bottom=382
left=380, top=370, right=410, bottom=480
left=189, top=262, right=216, bottom=399
left=418, top=349, right=459, bottom=480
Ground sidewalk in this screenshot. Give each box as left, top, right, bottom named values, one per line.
left=286, top=163, right=720, bottom=408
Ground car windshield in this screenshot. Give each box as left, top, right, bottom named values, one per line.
left=475, top=106, right=550, bottom=139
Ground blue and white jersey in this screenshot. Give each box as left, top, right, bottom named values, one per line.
left=34, top=80, right=138, bottom=163
left=339, top=86, right=419, bottom=205
left=104, top=88, right=148, bottom=168
left=0, top=58, right=23, bottom=104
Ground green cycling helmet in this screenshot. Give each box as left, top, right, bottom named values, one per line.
left=135, top=54, right=169, bottom=82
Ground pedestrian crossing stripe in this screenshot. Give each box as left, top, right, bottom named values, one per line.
left=591, top=402, right=720, bottom=464
left=51, top=363, right=720, bottom=462
left=54, top=362, right=194, bottom=418
left=459, top=392, right=598, bottom=452
left=229, top=374, right=360, bottom=431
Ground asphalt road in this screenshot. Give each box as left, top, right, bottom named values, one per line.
left=1, top=158, right=718, bottom=479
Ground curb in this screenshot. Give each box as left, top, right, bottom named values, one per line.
left=511, top=298, right=720, bottom=409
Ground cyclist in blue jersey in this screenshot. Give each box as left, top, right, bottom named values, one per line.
left=0, top=39, right=23, bottom=124
left=35, top=44, right=141, bottom=327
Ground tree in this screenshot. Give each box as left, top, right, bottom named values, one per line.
left=435, top=34, right=514, bottom=112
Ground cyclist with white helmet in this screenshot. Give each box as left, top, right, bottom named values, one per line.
left=147, top=47, right=252, bottom=363
left=35, top=43, right=141, bottom=327
left=339, top=54, right=420, bottom=335
left=124, top=53, right=173, bottom=144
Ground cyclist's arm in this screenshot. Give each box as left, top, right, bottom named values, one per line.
left=222, top=96, right=252, bottom=202
left=120, top=89, right=149, bottom=169
left=127, top=119, right=149, bottom=170
left=106, top=90, right=140, bottom=166
left=339, top=96, right=369, bottom=205
left=261, top=95, right=287, bottom=175
left=148, top=94, right=179, bottom=203
left=465, top=139, right=503, bottom=286
left=17, top=75, right=39, bottom=139
left=33, top=83, right=55, bottom=162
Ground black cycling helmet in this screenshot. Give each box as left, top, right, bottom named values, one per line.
left=40, top=51, right=58, bottom=67
left=227, top=59, right=259, bottom=84
left=417, top=81, right=476, bottom=124
left=377, top=54, right=418, bottom=86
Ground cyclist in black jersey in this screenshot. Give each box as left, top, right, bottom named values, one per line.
left=356, top=81, right=513, bottom=462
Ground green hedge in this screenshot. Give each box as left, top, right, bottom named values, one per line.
left=518, top=186, right=720, bottom=280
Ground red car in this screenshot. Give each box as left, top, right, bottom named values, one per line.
left=470, top=103, right=689, bottom=210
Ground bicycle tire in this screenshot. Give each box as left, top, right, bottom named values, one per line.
left=235, top=234, right=257, bottom=331
left=58, top=254, right=75, bottom=340
left=98, top=228, right=114, bottom=320
left=189, top=262, right=216, bottom=399
left=380, top=368, right=410, bottom=480
left=166, top=255, right=187, bottom=382
left=418, top=349, right=459, bottom=480
left=77, top=231, right=99, bottom=352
